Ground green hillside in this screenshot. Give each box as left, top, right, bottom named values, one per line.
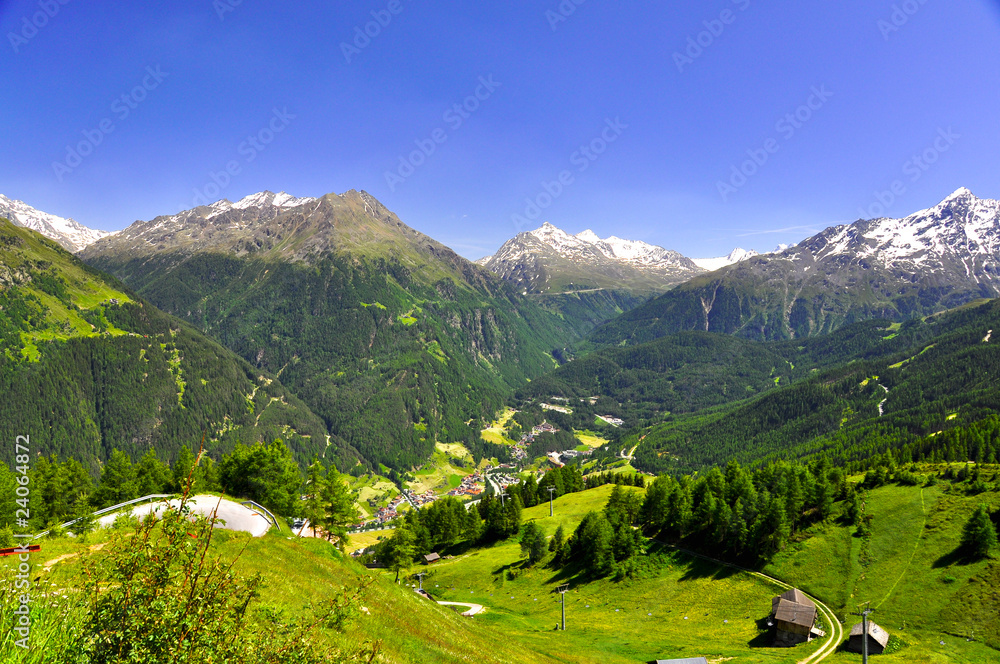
left=0, top=511, right=562, bottom=663
left=412, top=478, right=1000, bottom=664
left=765, top=474, right=1000, bottom=662
left=544, top=299, right=1000, bottom=474
left=0, top=217, right=339, bottom=472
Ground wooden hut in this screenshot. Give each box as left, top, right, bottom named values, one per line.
left=847, top=621, right=890, bottom=655
left=423, top=552, right=441, bottom=564
left=771, top=588, right=818, bottom=646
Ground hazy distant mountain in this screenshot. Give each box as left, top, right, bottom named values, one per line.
left=0, top=194, right=113, bottom=252
left=591, top=188, right=1000, bottom=344
left=80, top=190, right=576, bottom=471
left=479, top=223, right=703, bottom=294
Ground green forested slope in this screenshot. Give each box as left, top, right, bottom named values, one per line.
left=624, top=300, right=1000, bottom=473
left=0, top=218, right=341, bottom=473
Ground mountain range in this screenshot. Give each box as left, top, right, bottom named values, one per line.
left=78, top=189, right=578, bottom=471
left=5, top=185, right=1000, bottom=476
left=0, top=215, right=333, bottom=473
left=590, top=188, right=1000, bottom=345
left=0, top=194, right=113, bottom=252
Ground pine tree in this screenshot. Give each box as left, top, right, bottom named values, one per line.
left=384, top=525, right=416, bottom=583
left=173, top=446, right=196, bottom=492
left=135, top=449, right=172, bottom=496
left=520, top=521, right=547, bottom=565
left=960, top=504, right=997, bottom=559
left=302, top=456, right=327, bottom=537
left=320, top=463, right=359, bottom=550
left=92, top=449, right=139, bottom=509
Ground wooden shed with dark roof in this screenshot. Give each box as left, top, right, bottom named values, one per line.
left=848, top=621, right=890, bottom=654
left=423, top=552, right=441, bottom=564
left=771, top=588, right=818, bottom=646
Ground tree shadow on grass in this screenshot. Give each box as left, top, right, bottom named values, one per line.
left=932, top=546, right=978, bottom=568
left=677, top=555, right=741, bottom=582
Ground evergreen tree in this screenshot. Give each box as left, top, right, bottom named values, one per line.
left=960, top=504, right=997, bottom=559
left=173, top=445, right=196, bottom=492
left=570, top=511, right=614, bottom=576
left=320, top=463, right=359, bottom=549
left=383, top=525, right=416, bottom=582
left=91, top=449, right=139, bottom=509
left=219, top=440, right=302, bottom=516
left=302, top=456, right=327, bottom=537
left=135, top=449, right=172, bottom=496
left=520, top=521, right=547, bottom=565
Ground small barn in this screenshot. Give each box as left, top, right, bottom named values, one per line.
left=847, top=621, right=890, bottom=655
left=423, top=552, right=441, bottom=564
left=771, top=588, right=818, bottom=646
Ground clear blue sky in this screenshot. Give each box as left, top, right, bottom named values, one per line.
left=2, top=0, right=999, bottom=259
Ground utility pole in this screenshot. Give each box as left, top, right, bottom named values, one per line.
left=416, top=572, right=425, bottom=592
left=557, top=584, right=569, bottom=631
left=499, top=490, right=508, bottom=507
left=851, top=602, right=874, bottom=664
left=548, top=486, right=556, bottom=516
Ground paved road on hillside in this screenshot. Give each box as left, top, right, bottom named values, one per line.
left=97, top=495, right=272, bottom=537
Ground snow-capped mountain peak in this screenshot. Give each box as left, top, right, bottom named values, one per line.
left=692, top=247, right=760, bottom=271
left=0, top=194, right=114, bottom=252
left=479, top=222, right=702, bottom=293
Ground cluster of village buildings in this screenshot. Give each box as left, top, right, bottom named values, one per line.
left=510, top=420, right=560, bottom=461
left=445, top=471, right=486, bottom=498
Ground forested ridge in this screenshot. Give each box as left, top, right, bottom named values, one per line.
left=85, top=248, right=573, bottom=472
left=614, top=300, right=1000, bottom=474
left=0, top=217, right=342, bottom=474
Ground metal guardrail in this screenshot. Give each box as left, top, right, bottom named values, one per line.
left=240, top=500, right=280, bottom=530
left=31, top=494, right=175, bottom=540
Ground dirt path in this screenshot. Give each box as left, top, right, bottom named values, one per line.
left=437, top=601, right=485, bottom=616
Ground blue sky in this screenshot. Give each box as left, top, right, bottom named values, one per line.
left=2, top=0, right=999, bottom=260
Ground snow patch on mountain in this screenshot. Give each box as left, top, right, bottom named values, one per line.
left=692, top=248, right=760, bottom=271
left=0, top=194, right=114, bottom=252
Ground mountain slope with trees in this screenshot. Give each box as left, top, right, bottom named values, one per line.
left=80, top=191, right=576, bottom=471
left=0, top=216, right=341, bottom=475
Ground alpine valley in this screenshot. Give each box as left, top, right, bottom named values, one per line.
left=4, top=187, right=1000, bottom=664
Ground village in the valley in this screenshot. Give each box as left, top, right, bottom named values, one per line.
left=348, top=402, right=610, bottom=534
